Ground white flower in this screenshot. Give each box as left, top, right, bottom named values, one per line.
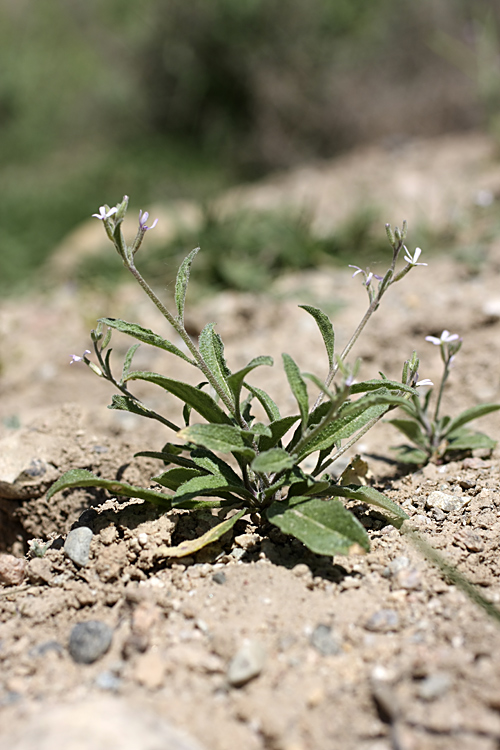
left=403, top=246, right=427, bottom=266
left=425, top=330, right=460, bottom=346
left=139, top=210, right=158, bottom=230
left=415, top=378, right=433, bottom=387
left=70, top=350, right=90, bottom=364
left=92, top=206, right=118, bottom=221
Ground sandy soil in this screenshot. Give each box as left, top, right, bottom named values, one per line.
left=2, top=134, right=500, bottom=750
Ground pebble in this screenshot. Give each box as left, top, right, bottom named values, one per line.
left=382, top=556, right=409, bottom=578
left=364, top=609, right=400, bottom=632
left=425, top=491, right=469, bottom=513
left=418, top=672, right=451, bottom=701
left=0, top=553, right=27, bottom=586
left=64, top=527, right=93, bottom=567
left=309, top=624, right=340, bottom=656
left=68, top=621, right=113, bottom=664
left=227, top=640, right=266, bottom=687
left=394, top=568, right=421, bottom=590
left=212, top=571, right=226, bottom=585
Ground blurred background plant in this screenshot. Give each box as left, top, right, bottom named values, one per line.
left=1, top=0, right=499, bottom=296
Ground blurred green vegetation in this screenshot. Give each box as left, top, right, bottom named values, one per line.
left=0, top=0, right=498, bottom=295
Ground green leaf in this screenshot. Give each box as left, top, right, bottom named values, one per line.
left=446, top=429, right=496, bottom=452
left=282, top=353, right=309, bottom=427
left=155, top=509, right=246, bottom=558
left=189, top=448, right=244, bottom=486
left=99, top=318, right=194, bottom=364
left=134, top=450, right=200, bottom=470
left=199, top=323, right=232, bottom=400
left=328, top=484, right=409, bottom=523
left=179, top=423, right=256, bottom=459
left=108, top=394, right=180, bottom=432
left=267, top=496, right=370, bottom=556
left=227, top=356, right=273, bottom=405
left=121, top=343, right=140, bottom=382
left=172, top=473, right=252, bottom=504
left=175, top=247, right=199, bottom=322
left=350, top=379, right=416, bottom=396
left=391, top=445, right=429, bottom=465
left=46, top=469, right=172, bottom=507
left=444, top=403, right=500, bottom=436
left=153, top=467, right=205, bottom=490
left=251, top=448, right=294, bottom=474
left=387, top=418, right=429, bottom=449
left=299, top=305, right=335, bottom=369
left=259, top=415, right=301, bottom=452
left=124, top=371, right=232, bottom=424
left=244, top=383, right=281, bottom=422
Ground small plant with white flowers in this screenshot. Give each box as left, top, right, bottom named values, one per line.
left=388, top=330, right=500, bottom=465
left=48, top=199, right=438, bottom=558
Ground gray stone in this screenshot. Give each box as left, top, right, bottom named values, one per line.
left=64, top=527, right=93, bottom=567
left=309, top=624, right=340, bottom=656
left=364, top=609, right=400, bottom=632
left=425, top=491, right=469, bottom=513
left=69, top=621, right=113, bottom=664
left=227, top=640, right=266, bottom=687
left=212, top=571, right=226, bottom=585
left=418, top=672, right=452, bottom=701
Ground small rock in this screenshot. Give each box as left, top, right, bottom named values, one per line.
left=133, top=651, right=166, bottom=690
left=64, top=527, right=93, bottom=567
left=418, top=672, right=451, bottom=701
left=26, top=557, right=53, bottom=585
left=95, top=671, right=122, bottom=692
left=382, top=556, right=409, bottom=578
left=69, top=621, right=113, bottom=664
left=212, top=571, right=226, bottom=585
left=394, top=568, right=421, bottom=590
left=227, top=640, right=266, bottom=687
left=364, top=609, right=400, bottom=632
left=309, top=624, right=340, bottom=656
left=0, top=554, right=27, bottom=586
left=425, top=491, right=469, bottom=513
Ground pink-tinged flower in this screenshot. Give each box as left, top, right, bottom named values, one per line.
left=403, top=246, right=427, bottom=266
left=415, top=378, right=433, bottom=387
left=425, top=330, right=460, bottom=346
left=70, top=350, right=90, bottom=364
left=92, top=206, right=118, bottom=221
left=138, top=210, right=158, bottom=231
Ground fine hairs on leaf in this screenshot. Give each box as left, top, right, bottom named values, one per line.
left=53, top=197, right=500, bottom=626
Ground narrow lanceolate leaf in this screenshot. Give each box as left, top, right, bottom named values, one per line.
left=227, top=356, right=274, bottom=405
left=258, top=415, right=301, bottom=452
left=282, top=353, right=309, bottom=427
left=349, top=379, right=416, bottom=396
left=251, top=448, right=294, bottom=474
left=329, top=484, right=409, bottom=522
left=175, top=247, right=199, bottom=322
left=444, top=403, right=500, bottom=436
left=446, top=430, right=496, bottom=452
left=121, top=343, right=140, bottom=382
left=391, top=445, right=429, bottom=465
left=387, top=418, right=428, bottom=449
left=267, top=496, right=369, bottom=556
left=153, top=467, right=206, bottom=491
left=299, top=305, right=335, bottom=369
left=124, top=371, right=232, bottom=424
left=244, top=384, right=281, bottom=422
left=155, top=509, right=246, bottom=559
left=108, top=395, right=180, bottom=432
left=179, top=423, right=256, bottom=460
left=134, top=450, right=200, bottom=470
left=46, top=469, right=172, bottom=507
left=199, top=323, right=232, bottom=400
left=189, top=448, right=244, bottom=486
left=171, top=473, right=252, bottom=504
left=99, top=318, right=194, bottom=364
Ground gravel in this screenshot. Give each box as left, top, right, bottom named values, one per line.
left=64, top=527, right=93, bottom=567
left=68, top=621, right=113, bottom=664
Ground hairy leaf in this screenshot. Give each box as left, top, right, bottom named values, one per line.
left=299, top=305, right=335, bottom=369
left=391, top=445, right=429, bottom=464
left=108, top=395, right=180, bottom=432
left=99, top=318, right=194, bottom=364
left=46, top=469, right=172, bottom=507
left=179, top=423, right=256, bottom=459
left=350, top=379, right=416, bottom=396
left=155, top=509, right=246, bottom=558
left=227, top=356, right=273, bottom=405
left=172, top=473, right=253, bottom=504
left=444, top=403, right=500, bottom=436
left=121, top=343, right=140, bottom=382
left=329, top=484, right=409, bottom=523
left=244, top=383, right=281, bottom=422
left=153, top=467, right=205, bottom=490
left=447, top=429, right=496, bottom=452
left=267, top=496, right=370, bottom=556
left=387, top=418, right=429, bottom=449
left=175, top=247, right=199, bottom=322
left=124, top=371, right=232, bottom=424
left=258, top=415, right=300, bottom=452
left=199, top=323, right=232, bottom=400
left=282, top=353, right=309, bottom=427
left=251, top=448, right=294, bottom=474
